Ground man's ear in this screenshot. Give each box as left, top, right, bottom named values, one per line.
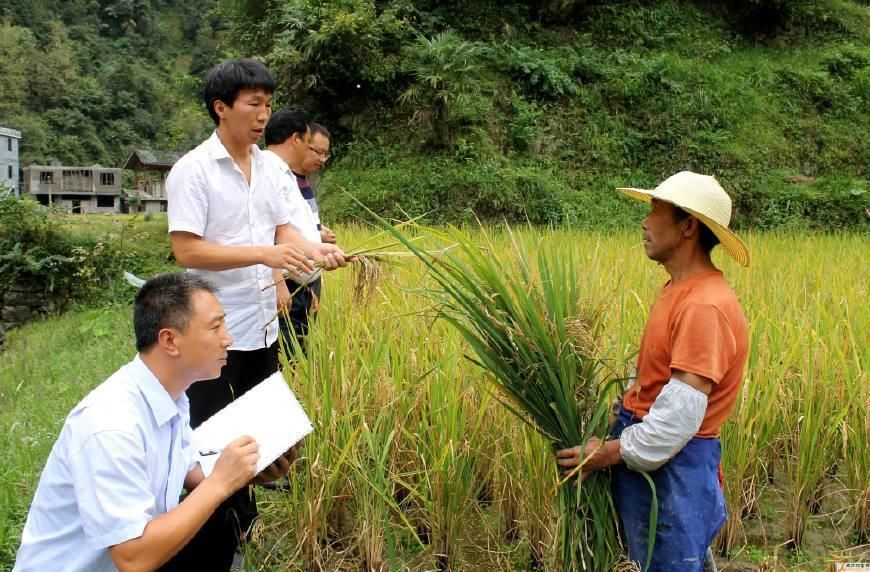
left=213, top=100, right=228, bottom=120
left=684, top=215, right=700, bottom=239
left=157, top=327, right=181, bottom=357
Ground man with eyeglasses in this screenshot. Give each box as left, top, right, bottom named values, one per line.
left=263, top=110, right=334, bottom=356
left=298, top=123, right=336, bottom=245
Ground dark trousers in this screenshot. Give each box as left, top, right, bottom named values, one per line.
left=278, top=277, right=321, bottom=357
left=159, top=344, right=279, bottom=572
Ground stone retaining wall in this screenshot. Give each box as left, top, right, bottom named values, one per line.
left=0, top=280, right=54, bottom=350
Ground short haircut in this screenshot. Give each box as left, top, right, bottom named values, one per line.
left=308, top=122, right=331, bottom=140
left=134, top=273, right=217, bottom=352
left=672, top=206, right=721, bottom=254
left=264, top=107, right=311, bottom=146
left=202, top=59, right=276, bottom=125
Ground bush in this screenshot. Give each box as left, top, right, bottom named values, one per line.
left=745, top=176, right=870, bottom=231
left=0, top=197, right=74, bottom=293
left=317, top=154, right=644, bottom=228
left=0, top=198, right=174, bottom=308
left=491, top=44, right=580, bottom=99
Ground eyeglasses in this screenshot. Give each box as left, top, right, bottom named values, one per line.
left=309, top=147, right=330, bottom=161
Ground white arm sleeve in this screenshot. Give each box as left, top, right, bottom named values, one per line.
left=619, top=378, right=708, bottom=472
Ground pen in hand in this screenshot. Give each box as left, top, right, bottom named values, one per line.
left=199, top=449, right=221, bottom=456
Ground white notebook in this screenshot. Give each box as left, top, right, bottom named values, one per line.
left=192, top=371, right=314, bottom=477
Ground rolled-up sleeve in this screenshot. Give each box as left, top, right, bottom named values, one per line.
left=70, top=430, right=154, bottom=549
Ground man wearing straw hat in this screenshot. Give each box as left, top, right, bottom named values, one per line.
left=557, top=171, right=750, bottom=572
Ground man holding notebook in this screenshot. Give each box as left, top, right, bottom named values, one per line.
left=13, top=273, right=294, bottom=572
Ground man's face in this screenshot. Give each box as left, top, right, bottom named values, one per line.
left=174, top=291, right=232, bottom=382
left=301, top=132, right=330, bottom=175
left=642, top=199, right=687, bottom=264
left=217, top=88, right=273, bottom=145
left=288, top=128, right=312, bottom=167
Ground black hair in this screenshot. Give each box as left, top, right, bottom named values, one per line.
left=672, top=207, right=721, bottom=254
left=134, top=273, right=217, bottom=352
left=264, top=107, right=311, bottom=146
left=202, top=59, right=276, bottom=125
left=308, top=122, right=331, bottom=140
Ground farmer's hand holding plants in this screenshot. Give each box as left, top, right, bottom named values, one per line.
left=209, top=435, right=261, bottom=497
left=252, top=444, right=300, bottom=485
left=556, top=437, right=622, bottom=480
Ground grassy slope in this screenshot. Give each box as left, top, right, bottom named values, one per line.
left=317, top=0, right=869, bottom=230
left=0, top=307, right=134, bottom=565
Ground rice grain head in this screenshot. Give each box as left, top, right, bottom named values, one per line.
left=352, top=255, right=386, bottom=307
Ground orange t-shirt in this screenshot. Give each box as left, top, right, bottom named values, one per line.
left=622, top=270, right=749, bottom=438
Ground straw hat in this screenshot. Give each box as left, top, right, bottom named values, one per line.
left=618, top=171, right=750, bottom=267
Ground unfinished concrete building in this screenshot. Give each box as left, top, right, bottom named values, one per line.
left=21, top=164, right=123, bottom=213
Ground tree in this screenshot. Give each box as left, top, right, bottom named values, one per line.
left=398, top=30, right=484, bottom=147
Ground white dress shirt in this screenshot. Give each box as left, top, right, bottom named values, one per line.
left=262, top=149, right=322, bottom=285
left=13, top=356, right=196, bottom=572
left=167, top=132, right=291, bottom=350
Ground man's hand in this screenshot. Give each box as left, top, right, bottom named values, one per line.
left=311, top=243, right=348, bottom=270
left=261, top=243, right=314, bottom=275
left=209, top=435, right=260, bottom=498
left=252, top=445, right=299, bottom=485
left=320, top=225, right=337, bottom=244
left=276, top=279, right=292, bottom=312
left=556, top=437, right=621, bottom=480
left=108, top=435, right=258, bottom=571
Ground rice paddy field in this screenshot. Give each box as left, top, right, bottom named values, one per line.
left=0, top=223, right=867, bottom=571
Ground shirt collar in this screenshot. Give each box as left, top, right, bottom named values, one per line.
left=207, top=130, right=264, bottom=166
left=129, top=354, right=188, bottom=427
left=264, top=149, right=291, bottom=174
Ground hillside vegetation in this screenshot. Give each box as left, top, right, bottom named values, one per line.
left=1, top=0, right=867, bottom=229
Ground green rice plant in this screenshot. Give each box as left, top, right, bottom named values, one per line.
left=754, top=233, right=862, bottom=550
left=718, top=316, right=789, bottom=554
left=517, top=423, right=557, bottom=569
left=353, top=414, right=397, bottom=571
left=411, top=358, right=490, bottom=570
left=274, top=304, right=370, bottom=569
left=373, top=219, right=626, bottom=571
left=5, top=221, right=868, bottom=571
left=832, top=258, right=868, bottom=545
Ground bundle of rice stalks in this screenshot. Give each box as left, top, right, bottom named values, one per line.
left=373, top=219, right=626, bottom=571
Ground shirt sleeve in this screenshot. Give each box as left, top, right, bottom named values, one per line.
left=670, top=303, right=737, bottom=384
left=167, top=160, right=209, bottom=236
left=284, top=188, right=312, bottom=236
left=69, top=430, right=154, bottom=549
left=181, top=424, right=198, bottom=473
left=260, top=153, right=292, bottom=228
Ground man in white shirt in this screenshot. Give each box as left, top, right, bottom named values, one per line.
left=165, top=59, right=346, bottom=570
left=13, top=273, right=294, bottom=572
left=263, top=107, right=325, bottom=355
